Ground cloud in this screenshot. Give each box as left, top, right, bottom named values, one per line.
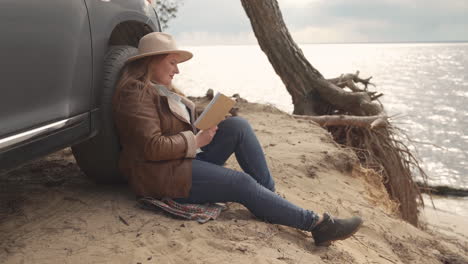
left=167, top=0, right=251, bottom=34
left=282, top=0, right=468, bottom=42
left=279, top=0, right=322, bottom=8
left=174, top=20, right=393, bottom=45
left=167, top=0, right=468, bottom=45
left=176, top=31, right=257, bottom=46
left=286, top=15, right=401, bottom=43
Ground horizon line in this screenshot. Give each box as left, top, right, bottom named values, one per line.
left=180, top=40, right=468, bottom=46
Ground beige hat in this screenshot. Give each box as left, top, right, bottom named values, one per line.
left=126, top=32, right=193, bottom=63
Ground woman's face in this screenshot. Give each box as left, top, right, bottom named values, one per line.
left=150, top=53, right=180, bottom=86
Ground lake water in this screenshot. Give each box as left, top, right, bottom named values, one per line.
left=175, top=43, right=468, bottom=190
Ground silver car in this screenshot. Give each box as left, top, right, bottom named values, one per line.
left=0, top=0, right=161, bottom=182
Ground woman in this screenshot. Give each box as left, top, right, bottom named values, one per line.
left=112, top=32, right=362, bottom=247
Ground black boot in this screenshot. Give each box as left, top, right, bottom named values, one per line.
left=311, top=213, right=363, bottom=246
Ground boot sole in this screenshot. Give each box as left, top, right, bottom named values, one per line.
left=314, top=219, right=363, bottom=247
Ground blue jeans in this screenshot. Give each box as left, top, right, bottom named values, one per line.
left=176, top=117, right=319, bottom=231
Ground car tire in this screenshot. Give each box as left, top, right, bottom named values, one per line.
left=72, top=45, right=137, bottom=184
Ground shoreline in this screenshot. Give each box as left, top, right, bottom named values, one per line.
left=421, top=194, right=468, bottom=242
left=417, top=182, right=468, bottom=197
left=181, top=41, right=468, bottom=47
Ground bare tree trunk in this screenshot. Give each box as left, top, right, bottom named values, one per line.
left=240, top=0, right=382, bottom=116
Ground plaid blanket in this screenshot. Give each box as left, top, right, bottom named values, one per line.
left=137, top=197, right=226, bottom=223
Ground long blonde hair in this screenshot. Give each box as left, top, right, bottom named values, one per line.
left=114, top=54, right=185, bottom=106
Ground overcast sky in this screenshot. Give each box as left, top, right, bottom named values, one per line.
left=165, top=0, right=468, bottom=45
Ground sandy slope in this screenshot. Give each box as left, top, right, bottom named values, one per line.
left=1, top=101, right=467, bottom=264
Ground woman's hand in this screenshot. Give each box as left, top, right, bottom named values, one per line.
left=195, top=126, right=218, bottom=148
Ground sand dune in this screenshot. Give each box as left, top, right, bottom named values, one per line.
left=1, top=101, right=467, bottom=264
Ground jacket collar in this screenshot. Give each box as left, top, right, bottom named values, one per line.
left=151, top=83, right=196, bottom=127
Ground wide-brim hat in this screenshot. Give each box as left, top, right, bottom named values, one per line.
left=126, top=32, right=193, bottom=63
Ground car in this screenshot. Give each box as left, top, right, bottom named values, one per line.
left=0, top=0, right=161, bottom=183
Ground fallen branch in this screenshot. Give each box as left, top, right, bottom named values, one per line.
left=292, top=114, right=388, bottom=129
left=326, top=71, right=383, bottom=102
left=416, top=182, right=468, bottom=197
left=327, top=71, right=375, bottom=91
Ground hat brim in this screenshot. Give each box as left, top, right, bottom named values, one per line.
left=125, top=50, right=193, bottom=64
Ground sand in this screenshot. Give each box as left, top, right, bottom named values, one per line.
left=1, top=101, right=467, bottom=264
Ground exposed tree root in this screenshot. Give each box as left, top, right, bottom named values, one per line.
left=328, top=71, right=374, bottom=91
left=327, top=71, right=384, bottom=102
left=292, top=114, right=388, bottom=129
left=305, top=73, right=429, bottom=226
left=328, top=124, right=428, bottom=226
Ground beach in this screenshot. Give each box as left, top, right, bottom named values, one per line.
left=1, top=101, right=467, bottom=264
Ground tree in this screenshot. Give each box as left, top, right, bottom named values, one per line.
left=155, top=0, right=182, bottom=30
left=240, top=1, right=382, bottom=116
left=240, top=0, right=426, bottom=226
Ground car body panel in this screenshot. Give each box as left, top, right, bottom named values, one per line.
left=0, top=0, right=160, bottom=174
left=0, top=0, right=92, bottom=138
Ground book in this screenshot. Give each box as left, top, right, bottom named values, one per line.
left=194, top=92, right=236, bottom=130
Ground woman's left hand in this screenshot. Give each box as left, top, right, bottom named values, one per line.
left=195, top=126, right=218, bottom=148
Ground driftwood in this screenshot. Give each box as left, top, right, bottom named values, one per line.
left=417, top=182, right=468, bottom=197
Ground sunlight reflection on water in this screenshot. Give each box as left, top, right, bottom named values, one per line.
left=176, top=43, right=468, bottom=189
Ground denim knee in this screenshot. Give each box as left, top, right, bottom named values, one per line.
left=229, top=171, right=259, bottom=198
left=265, top=180, right=275, bottom=193
left=232, top=166, right=275, bottom=193
left=221, top=116, right=252, bottom=134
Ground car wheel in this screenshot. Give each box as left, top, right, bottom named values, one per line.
left=72, top=45, right=137, bottom=184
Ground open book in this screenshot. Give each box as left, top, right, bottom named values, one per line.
left=194, top=92, right=236, bottom=130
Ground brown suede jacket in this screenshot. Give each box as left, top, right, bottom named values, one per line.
left=112, top=82, right=198, bottom=198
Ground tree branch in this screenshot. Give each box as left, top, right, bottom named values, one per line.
left=315, top=79, right=383, bottom=115
left=327, top=71, right=375, bottom=91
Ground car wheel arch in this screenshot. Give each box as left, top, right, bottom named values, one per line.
left=108, top=20, right=154, bottom=47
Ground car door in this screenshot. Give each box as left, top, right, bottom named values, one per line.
left=0, top=0, right=92, bottom=142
